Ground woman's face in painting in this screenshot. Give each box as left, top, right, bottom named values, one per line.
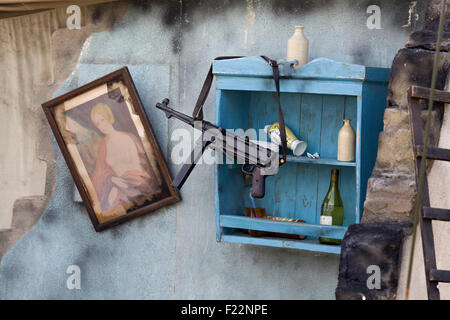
left=93, top=113, right=114, bottom=135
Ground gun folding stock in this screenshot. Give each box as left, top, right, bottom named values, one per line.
left=171, top=136, right=214, bottom=190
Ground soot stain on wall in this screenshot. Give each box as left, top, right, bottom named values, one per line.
left=163, top=2, right=180, bottom=27
left=91, top=3, right=122, bottom=28
left=110, top=226, right=124, bottom=239
left=129, top=0, right=426, bottom=55
left=41, top=209, right=58, bottom=225
left=270, top=0, right=335, bottom=15
left=92, top=6, right=103, bottom=23
left=130, top=0, right=182, bottom=54
left=352, top=43, right=372, bottom=66
left=0, top=262, right=22, bottom=282
left=130, top=0, right=244, bottom=54
left=72, top=245, right=112, bottom=284
left=131, top=0, right=182, bottom=26
left=37, top=232, right=47, bottom=243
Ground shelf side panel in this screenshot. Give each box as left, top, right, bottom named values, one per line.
left=344, top=96, right=359, bottom=224
left=360, top=82, right=388, bottom=219
left=340, top=166, right=357, bottom=226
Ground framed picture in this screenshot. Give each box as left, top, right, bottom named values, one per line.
left=42, top=67, right=180, bottom=231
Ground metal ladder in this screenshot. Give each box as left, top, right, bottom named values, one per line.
left=407, top=85, right=450, bottom=300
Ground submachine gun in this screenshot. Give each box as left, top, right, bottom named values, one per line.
left=156, top=98, right=278, bottom=198
left=155, top=56, right=288, bottom=198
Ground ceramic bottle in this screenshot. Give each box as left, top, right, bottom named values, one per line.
left=337, top=119, right=355, bottom=162
left=286, top=26, right=309, bottom=69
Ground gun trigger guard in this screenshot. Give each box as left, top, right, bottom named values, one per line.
left=241, top=164, right=255, bottom=176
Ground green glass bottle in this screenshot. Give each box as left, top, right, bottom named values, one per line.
left=319, top=169, right=344, bottom=245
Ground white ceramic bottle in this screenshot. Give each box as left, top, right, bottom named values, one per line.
left=337, top=119, right=355, bottom=162
left=286, top=26, right=309, bottom=69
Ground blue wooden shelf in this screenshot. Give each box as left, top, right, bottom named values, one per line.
left=213, top=57, right=389, bottom=254
left=219, top=215, right=346, bottom=254
left=286, top=155, right=356, bottom=167
left=220, top=215, right=347, bottom=239
left=222, top=233, right=342, bottom=254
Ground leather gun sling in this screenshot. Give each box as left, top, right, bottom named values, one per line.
left=191, top=56, right=288, bottom=165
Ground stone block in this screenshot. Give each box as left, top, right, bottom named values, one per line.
left=363, top=174, right=416, bottom=225
left=335, top=223, right=404, bottom=300
left=406, top=31, right=450, bottom=52
left=422, top=0, right=450, bottom=32
left=387, top=48, right=450, bottom=109
left=376, top=128, right=414, bottom=173
left=383, top=108, right=410, bottom=128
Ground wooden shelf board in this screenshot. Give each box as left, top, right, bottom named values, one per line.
left=220, top=214, right=348, bottom=239
left=221, top=232, right=342, bottom=254
left=286, top=155, right=356, bottom=167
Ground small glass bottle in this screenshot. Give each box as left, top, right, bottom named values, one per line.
left=319, top=169, right=344, bottom=245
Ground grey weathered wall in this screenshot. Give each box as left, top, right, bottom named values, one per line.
left=0, top=2, right=128, bottom=258
left=0, top=0, right=427, bottom=299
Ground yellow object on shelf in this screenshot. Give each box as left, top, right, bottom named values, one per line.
left=264, top=122, right=307, bottom=157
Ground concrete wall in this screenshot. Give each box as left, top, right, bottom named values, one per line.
left=0, top=0, right=428, bottom=299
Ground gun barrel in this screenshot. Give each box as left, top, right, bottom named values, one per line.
left=156, top=99, right=194, bottom=127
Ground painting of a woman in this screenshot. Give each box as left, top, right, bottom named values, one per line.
left=89, top=103, right=160, bottom=211
left=45, top=69, right=180, bottom=231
